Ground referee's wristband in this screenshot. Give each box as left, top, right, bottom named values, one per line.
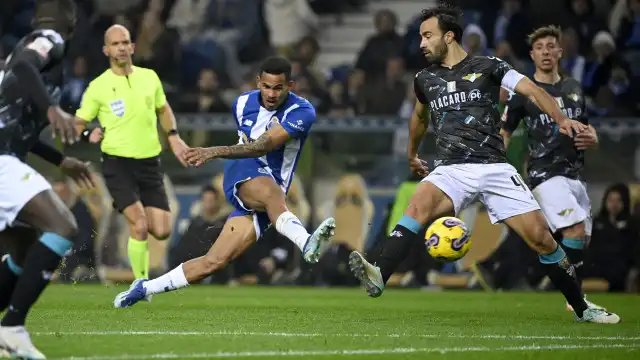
left=167, top=129, right=179, bottom=137
left=80, top=129, right=91, bottom=142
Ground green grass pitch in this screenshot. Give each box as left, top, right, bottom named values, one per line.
left=17, top=284, right=640, bottom=359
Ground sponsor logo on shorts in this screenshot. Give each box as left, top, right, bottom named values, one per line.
left=558, top=208, right=574, bottom=217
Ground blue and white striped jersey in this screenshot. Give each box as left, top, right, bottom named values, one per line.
left=232, top=90, right=316, bottom=191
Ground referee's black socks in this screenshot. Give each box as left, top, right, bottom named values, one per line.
left=377, top=216, right=423, bottom=283
left=0, top=255, right=22, bottom=312
left=1, top=233, right=72, bottom=327
left=539, top=244, right=588, bottom=317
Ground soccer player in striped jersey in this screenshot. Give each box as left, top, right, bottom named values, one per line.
left=114, top=57, right=335, bottom=307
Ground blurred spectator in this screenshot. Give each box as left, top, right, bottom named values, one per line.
left=54, top=180, right=97, bottom=282
left=293, top=36, right=326, bottom=90
left=462, top=24, right=489, bottom=56
left=180, top=68, right=230, bottom=113
left=584, top=183, right=637, bottom=291
left=134, top=0, right=181, bottom=84
left=169, top=186, right=226, bottom=274
left=583, top=31, right=620, bottom=97
left=591, top=63, right=637, bottom=116
left=566, top=0, right=607, bottom=55
left=613, top=0, right=640, bottom=76
left=167, top=0, right=212, bottom=45
left=355, top=9, right=403, bottom=78
left=495, top=0, right=532, bottom=59
left=360, top=57, right=407, bottom=115
left=397, top=81, right=417, bottom=119
left=61, top=56, right=89, bottom=111
left=265, top=0, right=319, bottom=58
left=559, top=27, right=586, bottom=83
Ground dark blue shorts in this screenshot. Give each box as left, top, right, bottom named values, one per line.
left=223, top=158, right=273, bottom=238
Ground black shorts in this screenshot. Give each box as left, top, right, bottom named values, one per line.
left=101, top=154, right=170, bottom=212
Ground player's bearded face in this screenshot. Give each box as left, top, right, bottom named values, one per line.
left=530, top=37, right=562, bottom=72
left=258, top=73, right=292, bottom=110
left=419, top=18, right=449, bottom=64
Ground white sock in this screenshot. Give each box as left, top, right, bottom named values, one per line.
left=275, top=211, right=310, bottom=251
left=143, top=264, right=189, bottom=295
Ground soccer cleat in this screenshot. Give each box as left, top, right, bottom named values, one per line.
left=577, top=308, right=621, bottom=324
left=348, top=251, right=384, bottom=298
left=0, top=326, right=46, bottom=359
left=566, top=296, right=606, bottom=312
left=302, top=217, right=336, bottom=263
left=114, top=279, right=148, bottom=308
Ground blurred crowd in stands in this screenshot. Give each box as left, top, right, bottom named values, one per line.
left=2, top=0, right=640, bottom=118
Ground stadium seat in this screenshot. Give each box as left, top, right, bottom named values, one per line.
left=581, top=278, right=610, bottom=292
left=324, top=174, right=374, bottom=253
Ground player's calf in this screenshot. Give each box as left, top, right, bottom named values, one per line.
left=2, top=190, right=78, bottom=327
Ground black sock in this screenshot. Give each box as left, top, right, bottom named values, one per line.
left=0, top=256, right=22, bottom=312
left=539, top=245, right=588, bottom=317
left=1, top=242, right=64, bottom=326
left=377, top=216, right=423, bottom=283
left=561, top=238, right=585, bottom=281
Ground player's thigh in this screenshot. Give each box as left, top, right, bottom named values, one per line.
left=406, top=180, right=456, bottom=224
left=101, top=155, right=139, bottom=212
left=203, top=214, right=260, bottom=266
left=0, top=226, right=39, bottom=265
left=532, top=176, right=587, bottom=235
left=223, top=159, right=287, bottom=215
left=237, top=176, right=286, bottom=213
left=417, top=164, right=480, bottom=223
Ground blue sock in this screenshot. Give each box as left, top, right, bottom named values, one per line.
left=397, top=215, right=421, bottom=234
left=562, top=238, right=584, bottom=250
left=539, top=245, right=567, bottom=264
left=5, top=255, right=23, bottom=276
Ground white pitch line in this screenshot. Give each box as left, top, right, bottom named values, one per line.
left=52, top=343, right=640, bottom=360
left=32, top=330, right=640, bottom=341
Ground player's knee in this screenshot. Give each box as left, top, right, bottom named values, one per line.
left=562, top=222, right=585, bottom=239
left=150, top=221, right=172, bottom=240
left=130, top=218, right=149, bottom=240
left=202, top=253, right=231, bottom=274
left=49, top=211, right=78, bottom=240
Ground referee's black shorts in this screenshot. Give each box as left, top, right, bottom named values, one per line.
left=101, top=153, right=170, bottom=212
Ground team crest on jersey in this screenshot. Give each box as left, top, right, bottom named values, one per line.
left=462, top=73, right=483, bottom=82
left=267, top=116, right=279, bottom=130
left=110, top=100, right=125, bottom=117
left=145, top=95, right=153, bottom=109
left=568, top=93, right=580, bottom=102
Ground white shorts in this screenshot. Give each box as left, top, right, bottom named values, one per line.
left=0, top=155, right=52, bottom=232
left=532, top=176, right=592, bottom=236
left=423, top=163, right=540, bottom=224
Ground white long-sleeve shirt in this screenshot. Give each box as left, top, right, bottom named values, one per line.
left=265, top=0, right=319, bottom=47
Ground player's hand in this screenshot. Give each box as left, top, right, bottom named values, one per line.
left=89, top=128, right=104, bottom=143
left=60, top=157, right=95, bottom=189
left=557, top=118, right=587, bottom=138
left=47, top=106, right=78, bottom=144
left=168, top=135, right=189, bottom=167
left=184, top=147, right=219, bottom=167
left=574, top=125, right=598, bottom=150
left=408, top=156, right=429, bottom=178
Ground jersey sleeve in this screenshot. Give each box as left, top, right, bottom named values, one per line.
left=501, top=91, right=526, bottom=133
left=413, top=72, right=428, bottom=104
left=281, top=104, right=316, bottom=138
left=153, top=71, right=167, bottom=109
left=24, top=30, right=65, bottom=69
left=75, top=82, right=100, bottom=121
left=487, top=56, right=524, bottom=93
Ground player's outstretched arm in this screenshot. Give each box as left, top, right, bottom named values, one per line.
left=513, top=76, right=587, bottom=136
left=184, top=125, right=292, bottom=167
left=407, top=100, right=430, bottom=177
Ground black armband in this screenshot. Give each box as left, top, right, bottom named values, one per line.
left=30, top=141, right=64, bottom=166
left=167, top=129, right=179, bottom=137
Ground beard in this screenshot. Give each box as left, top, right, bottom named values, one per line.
left=424, top=38, right=448, bottom=65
